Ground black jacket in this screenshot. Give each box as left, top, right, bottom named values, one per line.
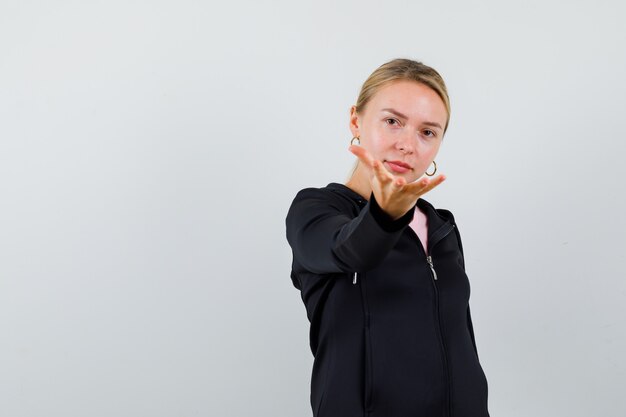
left=286, top=183, right=489, bottom=417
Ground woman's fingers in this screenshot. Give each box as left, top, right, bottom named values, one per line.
left=348, top=144, right=444, bottom=197
left=349, top=145, right=395, bottom=185
left=348, top=145, right=376, bottom=168
left=372, top=160, right=394, bottom=184
left=406, top=174, right=446, bottom=196
left=395, top=176, right=407, bottom=187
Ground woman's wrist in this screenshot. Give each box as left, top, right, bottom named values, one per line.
left=368, top=193, right=413, bottom=232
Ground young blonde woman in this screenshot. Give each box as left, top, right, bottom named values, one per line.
left=286, top=58, right=490, bottom=417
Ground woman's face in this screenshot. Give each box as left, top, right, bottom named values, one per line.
left=350, top=80, right=448, bottom=183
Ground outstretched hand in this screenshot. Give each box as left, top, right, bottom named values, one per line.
left=349, top=145, right=446, bottom=220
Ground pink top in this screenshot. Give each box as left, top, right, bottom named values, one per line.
left=409, top=205, right=428, bottom=254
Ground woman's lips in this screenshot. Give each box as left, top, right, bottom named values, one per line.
left=385, top=160, right=412, bottom=174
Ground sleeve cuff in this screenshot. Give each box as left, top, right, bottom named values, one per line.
left=368, top=193, right=414, bottom=232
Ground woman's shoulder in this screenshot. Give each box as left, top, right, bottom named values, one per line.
left=287, top=182, right=363, bottom=221
left=291, top=182, right=363, bottom=205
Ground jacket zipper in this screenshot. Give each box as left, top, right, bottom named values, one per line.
left=426, top=256, right=438, bottom=280
left=425, top=222, right=455, bottom=417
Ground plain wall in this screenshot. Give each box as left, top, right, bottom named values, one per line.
left=1, top=0, right=625, bottom=416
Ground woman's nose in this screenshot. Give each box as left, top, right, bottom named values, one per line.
left=396, top=133, right=415, bottom=154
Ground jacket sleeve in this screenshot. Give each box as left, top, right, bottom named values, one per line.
left=452, top=215, right=481, bottom=358
left=286, top=187, right=414, bottom=274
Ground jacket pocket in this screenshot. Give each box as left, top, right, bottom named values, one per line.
left=358, top=272, right=374, bottom=413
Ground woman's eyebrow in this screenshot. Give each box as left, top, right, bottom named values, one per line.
left=381, top=108, right=408, bottom=119
left=381, top=108, right=443, bottom=130
left=422, top=121, right=443, bottom=130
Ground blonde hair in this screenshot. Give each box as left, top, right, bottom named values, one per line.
left=355, top=58, right=451, bottom=134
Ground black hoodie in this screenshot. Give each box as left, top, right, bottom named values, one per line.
left=286, top=183, right=489, bottom=417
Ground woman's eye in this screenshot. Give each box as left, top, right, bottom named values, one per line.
left=424, top=129, right=436, bottom=137
left=386, top=118, right=399, bottom=126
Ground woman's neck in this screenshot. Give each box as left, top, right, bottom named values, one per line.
left=344, top=164, right=372, bottom=201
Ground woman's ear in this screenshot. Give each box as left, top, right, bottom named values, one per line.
left=349, top=105, right=360, bottom=138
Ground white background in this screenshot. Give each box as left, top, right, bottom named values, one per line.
left=1, top=1, right=625, bottom=416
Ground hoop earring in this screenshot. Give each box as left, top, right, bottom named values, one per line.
left=425, top=160, right=437, bottom=176
left=350, top=136, right=360, bottom=146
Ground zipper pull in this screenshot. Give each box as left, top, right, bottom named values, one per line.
left=353, top=272, right=358, bottom=285
left=426, top=256, right=438, bottom=281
